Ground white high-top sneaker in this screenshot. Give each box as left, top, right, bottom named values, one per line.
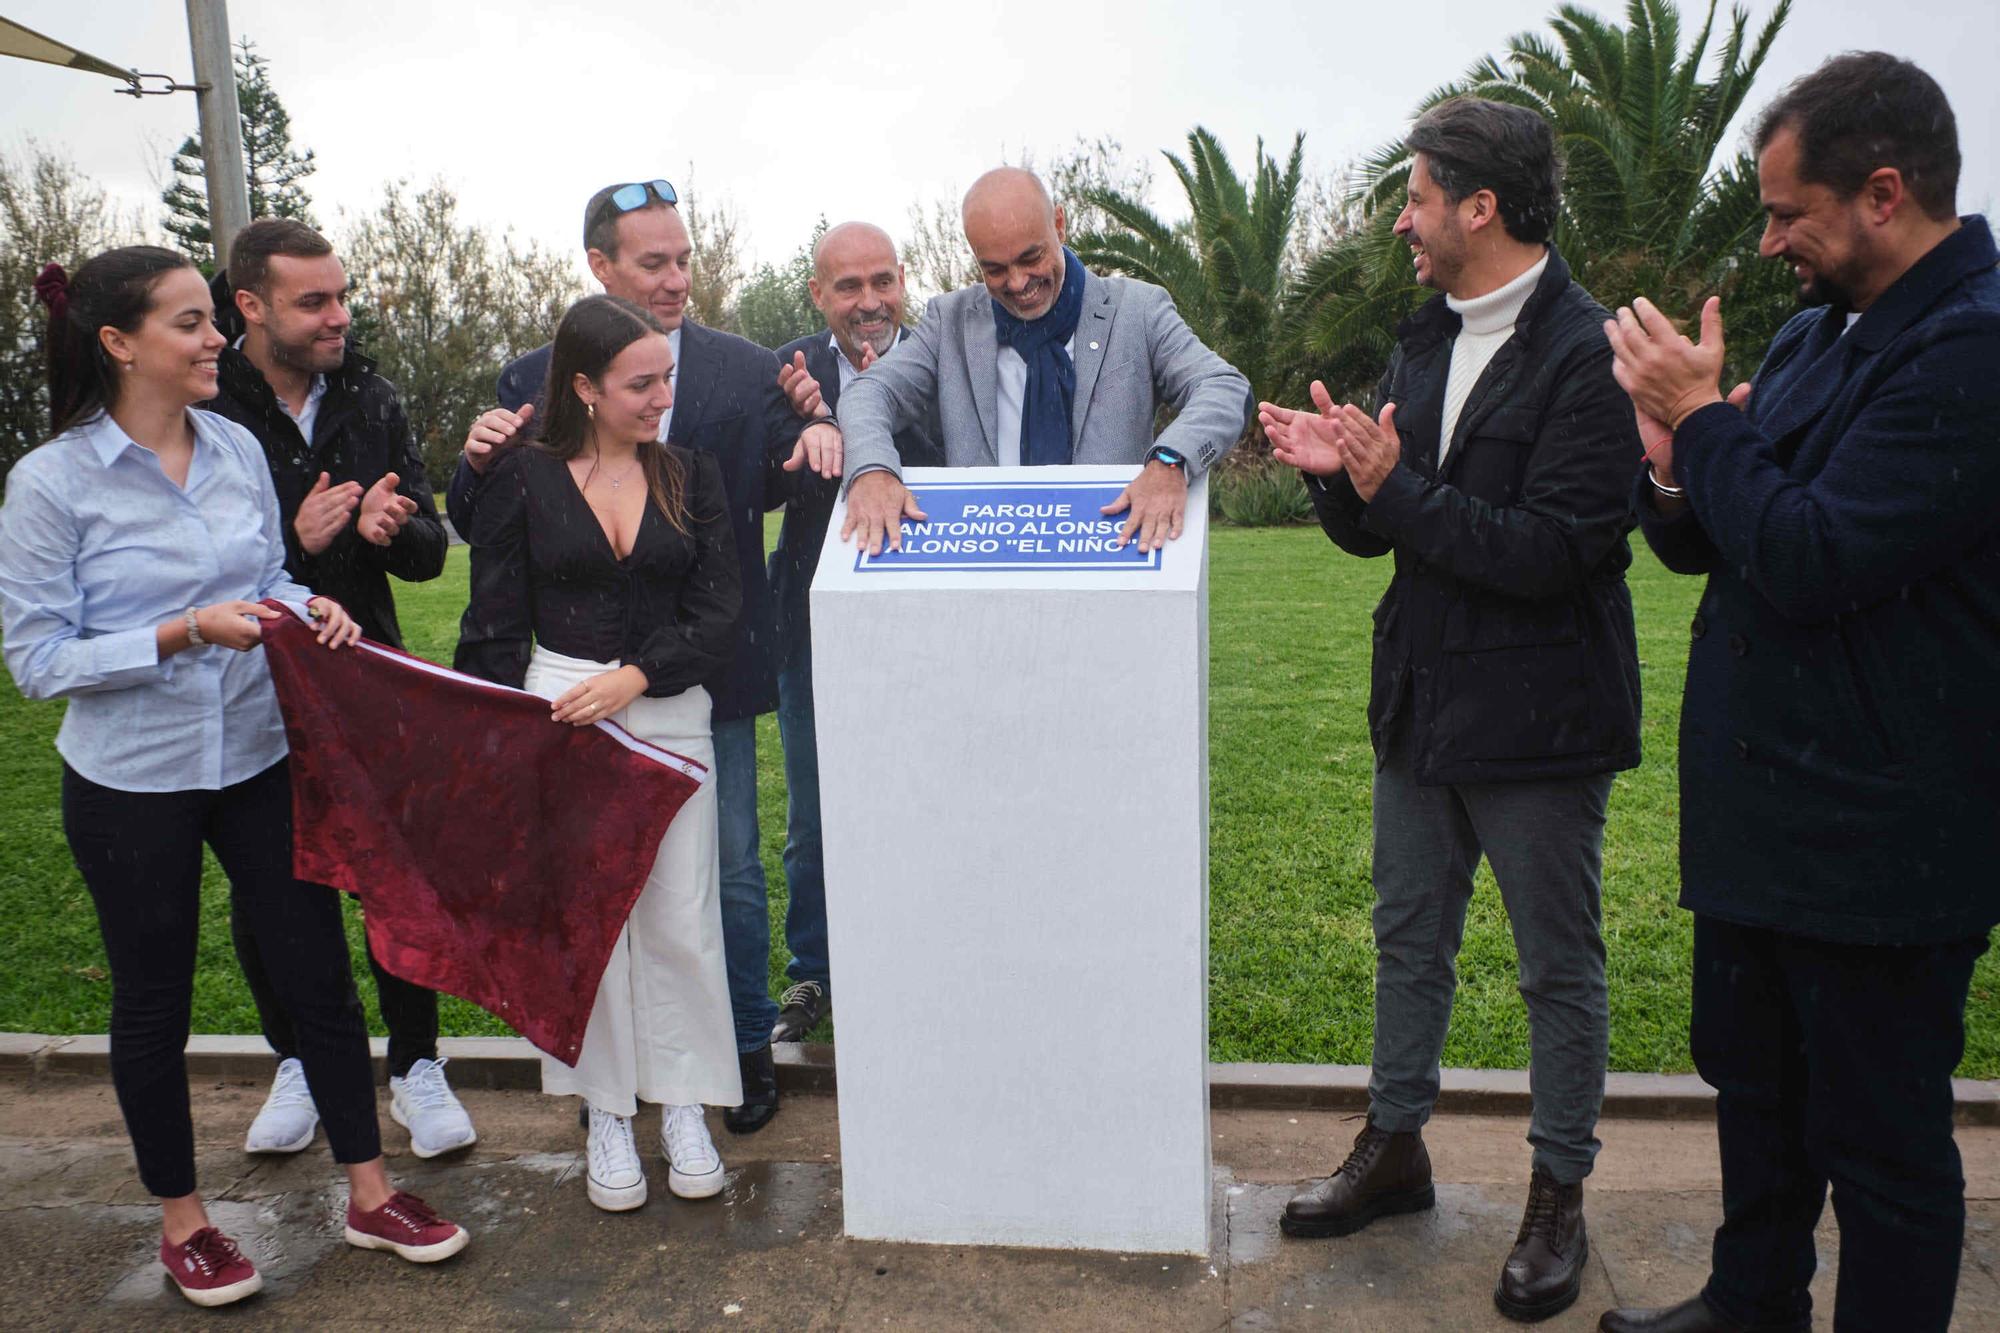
left=585, top=1106, right=647, bottom=1211
left=244, top=1057, right=319, bottom=1153
left=661, top=1104, right=725, bottom=1198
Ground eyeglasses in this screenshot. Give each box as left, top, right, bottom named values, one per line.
left=590, top=179, right=679, bottom=235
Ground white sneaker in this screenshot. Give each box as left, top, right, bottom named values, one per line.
left=389, top=1057, right=477, bottom=1158
left=244, top=1057, right=319, bottom=1153
left=662, top=1103, right=725, bottom=1198
left=585, top=1106, right=647, bottom=1211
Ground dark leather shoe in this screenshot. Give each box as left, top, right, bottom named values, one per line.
left=722, top=1044, right=779, bottom=1135
left=770, top=981, right=828, bottom=1044
left=1598, top=1294, right=1809, bottom=1333
left=1495, top=1165, right=1586, bottom=1322
left=1280, top=1119, right=1434, bottom=1238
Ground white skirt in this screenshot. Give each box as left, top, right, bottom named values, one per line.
left=521, top=645, right=743, bottom=1114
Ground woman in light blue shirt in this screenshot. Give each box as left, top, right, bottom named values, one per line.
left=0, top=246, right=469, bottom=1307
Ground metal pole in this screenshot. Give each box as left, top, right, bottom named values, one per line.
left=185, top=0, right=248, bottom=268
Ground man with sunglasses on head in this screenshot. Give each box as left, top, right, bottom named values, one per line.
left=450, top=179, right=834, bottom=1148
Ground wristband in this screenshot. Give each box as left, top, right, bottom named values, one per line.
left=184, top=606, right=205, bottom=646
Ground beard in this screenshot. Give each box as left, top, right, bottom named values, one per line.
left=1797, top=268, right=1857, bottom=310
left=270, top=330, right=345, bottom=375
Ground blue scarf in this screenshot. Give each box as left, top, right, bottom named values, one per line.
left=992, top=247, right=1087, bottom=466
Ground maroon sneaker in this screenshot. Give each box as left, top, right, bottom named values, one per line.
left=160, top=1227, right=264, bottom=1307
left=343, top=1190, right=469, bottom=1263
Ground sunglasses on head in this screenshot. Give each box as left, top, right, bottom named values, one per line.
left=593, top=179, right=679, bottom=232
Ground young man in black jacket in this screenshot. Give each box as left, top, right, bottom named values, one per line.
left=1603, top=54, right=1999, bottom=1333
left=1261, top=99, right=1641, bottom=1323
left=203, top=219, right=474, bottom=1162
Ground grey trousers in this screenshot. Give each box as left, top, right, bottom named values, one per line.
left=1368, top=716, right=1613, bottom=1184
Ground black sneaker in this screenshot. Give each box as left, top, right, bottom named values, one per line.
left=769, top=981, right=829, bottom=1044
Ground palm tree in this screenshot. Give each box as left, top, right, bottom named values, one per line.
left=1291, top=0, right=1795, bottom=395
left=1072, top=127, right=1308, bottom=439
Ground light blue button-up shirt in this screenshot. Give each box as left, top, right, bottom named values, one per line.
left=0, top=408, right=311, bottom=792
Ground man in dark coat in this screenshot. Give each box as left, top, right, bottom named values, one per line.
left=1261, top=98, right=1641, bottom=1323
left=450, top=182, right=825, bottom=1138
left=1601, top=53, right=2000, bottom=1333
left=201, top=219, right=474, bottom=1161
left=763, top=222, right=942, bottom=1044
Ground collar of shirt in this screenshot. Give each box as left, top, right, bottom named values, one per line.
left=656, top=326, right=684, bottom=443
left=829, top=328, right=905, bottom=393
left=231, top=336, right=327, bottom=429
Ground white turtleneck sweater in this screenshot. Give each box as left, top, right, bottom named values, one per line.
left=1437, top=251, right=1548, bottom=466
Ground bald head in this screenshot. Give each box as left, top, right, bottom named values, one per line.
left=813, top=222, right=898, bottom=282
left=808, top=220, right=906, bottom=364
left=961, top=167, right=1069, bottom=321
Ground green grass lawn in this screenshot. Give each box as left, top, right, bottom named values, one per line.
left=2, top=519, right=1993, bottom=1076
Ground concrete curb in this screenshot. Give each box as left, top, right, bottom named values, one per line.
left=6, top=1034, right=1994, bottom=1125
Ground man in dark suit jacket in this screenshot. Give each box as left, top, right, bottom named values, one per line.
left=763, top=223, right=942, bottom=1044
left=1603, top=54, right=2000, bottom=1333
left=450, top=182, right=832, bottom=1137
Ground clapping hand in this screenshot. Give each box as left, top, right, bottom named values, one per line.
left=1261, top=380, right=1348, bottom=477
left=357, top=473, right=419, bottom=546
left=1604, top=296, right=1727, bottom=431
left=295, top=472, right=362, bottom=555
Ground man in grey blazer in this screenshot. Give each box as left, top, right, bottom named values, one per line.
left=794, top=168, right=1251, bottom=550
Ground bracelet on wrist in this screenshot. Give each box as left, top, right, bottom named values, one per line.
left=1648, top=470, right=1687, bottom=500
left=184, top=606, right=204, bottom=646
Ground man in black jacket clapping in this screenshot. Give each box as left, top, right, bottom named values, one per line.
left=1261, top=98, right=1641, bottom=1324
left=203, top=219, right=475, bottom=1164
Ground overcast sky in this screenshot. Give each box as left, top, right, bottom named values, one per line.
left=3, top=0, right=1994, bottom=282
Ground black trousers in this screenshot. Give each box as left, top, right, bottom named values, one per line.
left=1692, top=913, right=1987, bottom=1333
left=232, top=901, right=438, bottom=1079
left=62, top=759, right=381, bottom=1198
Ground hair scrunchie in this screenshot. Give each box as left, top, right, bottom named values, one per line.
left=32, top=262, right=69, bottom=320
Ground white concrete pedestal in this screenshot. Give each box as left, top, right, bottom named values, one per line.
left=811, top=465, right=1210, bottom=1255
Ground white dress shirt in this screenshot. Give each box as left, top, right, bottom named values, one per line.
left=0, top=409, right=312, bottom=791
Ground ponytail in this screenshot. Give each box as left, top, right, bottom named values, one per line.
left=38, top=246, right=192, bottom=436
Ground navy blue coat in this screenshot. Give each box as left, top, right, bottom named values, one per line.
left=1639, top=216, right=2000, bottom=946
left=767, top=329, right=943, bottom=675
left=449, top=322, right=804, bottom=723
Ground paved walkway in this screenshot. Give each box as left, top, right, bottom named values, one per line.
left=3, top=1068, right=1996, bottom=1330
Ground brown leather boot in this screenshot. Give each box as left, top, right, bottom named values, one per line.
left=1280, top=1119, right=1434, bottom=1238
left=1494, top=1165, right=1586, bottom=1322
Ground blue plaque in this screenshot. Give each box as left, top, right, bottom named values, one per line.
left=854, top=480, right=1164, bottom=572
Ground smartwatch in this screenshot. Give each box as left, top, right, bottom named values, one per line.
left=1148, top=446, right=1187, bottom=472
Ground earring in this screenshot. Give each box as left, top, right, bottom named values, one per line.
left=586, top=401, right=595, bottom=420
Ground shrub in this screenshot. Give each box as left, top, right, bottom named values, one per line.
left=1212, top=459, right=1315, bottom=527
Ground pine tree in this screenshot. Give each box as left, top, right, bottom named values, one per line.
left=163, top=37, right=317, bottom=269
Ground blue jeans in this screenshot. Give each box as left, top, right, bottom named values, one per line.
left=712, top=716, right=777, bottom=1053
left=776, top=651, right=830, bottom=990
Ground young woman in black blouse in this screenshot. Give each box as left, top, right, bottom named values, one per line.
left=456, top=295, right=743, bottom=1212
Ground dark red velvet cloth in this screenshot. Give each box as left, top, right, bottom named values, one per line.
left=258, top=602, right=706, bottom=1065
